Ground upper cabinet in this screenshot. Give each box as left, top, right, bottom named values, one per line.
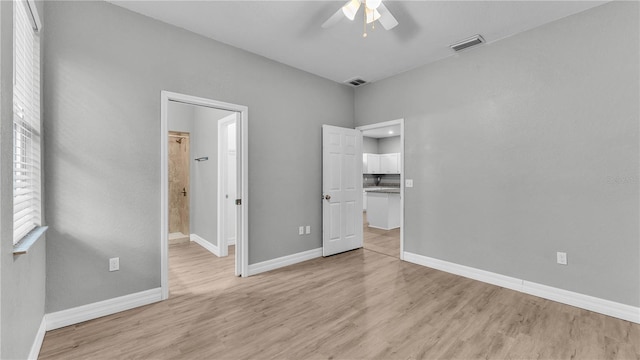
left=363, top=153, right=400, bottom=174
left=380, top=153, right=400, bottom=174
left=363, top=153, right=380, bottom=174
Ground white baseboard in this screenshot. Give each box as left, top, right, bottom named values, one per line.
left=191, top=233, right=219, bottom=257
left=403, top=252, right=640, bottom=324
left=248, top=248, right=322, bottom=276
left=28, top=317, right=46, bottom=360
left=228, top=237, right=236, bottom=245
left=45, top=288, right=162, bottom=331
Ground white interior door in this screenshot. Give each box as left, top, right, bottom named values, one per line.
left=322, top=125, right=363, bottom=256
left=226, top=123, right=237, bottom=246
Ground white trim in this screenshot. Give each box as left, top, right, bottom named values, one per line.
left=404, top=252, right=640, bottom=324
left=27, top=317, right=46, bottom=360
left=248, top=248, right=323, bottom=276
left=161, top=91, right=249, bottom=298
left=45, top=288, right=162, bottom=331
left=239, top=109, right=249, bottom=277
left=356, top=119, right=405, bottom=260
left=191, top=233, right=220, bottom=257
left=521, top=281, right=640, bottom=324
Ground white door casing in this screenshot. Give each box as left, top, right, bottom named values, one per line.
left=356, top=119, right=405, bottom=260
left=161, top=91, right=249, bottom=301
left=322, top=125, right=363, bottom=256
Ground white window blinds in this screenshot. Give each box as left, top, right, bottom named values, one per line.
left=13, top=0, right=41, bottom=244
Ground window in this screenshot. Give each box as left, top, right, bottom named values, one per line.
left=13, top=0, right=42, bottom=244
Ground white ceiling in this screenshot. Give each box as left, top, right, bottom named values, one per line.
left=362, top=124, right=401, bottom=138
left=108, top=1, right=607, bottom=85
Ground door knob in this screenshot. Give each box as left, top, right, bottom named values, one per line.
left=324, top=194, right=331, bottom=200
left=181, top=187, right=187, bottom=196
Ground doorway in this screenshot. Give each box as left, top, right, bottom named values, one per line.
left=168, top=132, right=190, bottom=244
left=161, top=91, right=249, bottom=300
left=357, top=119, right=405, bottom=260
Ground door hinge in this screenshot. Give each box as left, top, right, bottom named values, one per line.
left=235, top=199, right=242, bottom=205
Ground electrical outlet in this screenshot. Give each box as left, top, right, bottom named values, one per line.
left=405, top=179, right=413, bottom=188
left=109, top=257, right=120, bottom=272
left=305, top=225, right=311, bottom=234
left=556, top=252, right=567, bottom=265
left=298, top=226, right=304, bottom=235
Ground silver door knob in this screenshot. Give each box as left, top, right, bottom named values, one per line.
left=324, top=194, right=331, bottom=200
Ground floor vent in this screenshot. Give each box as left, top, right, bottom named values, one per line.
left=450, top=35, right=485, bottom=52
left=345, top=78, right=367, bottom=87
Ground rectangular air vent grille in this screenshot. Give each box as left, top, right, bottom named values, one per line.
left=345, top=78, right=367, bottom=87
left=450, top=35, right=485, bottom=52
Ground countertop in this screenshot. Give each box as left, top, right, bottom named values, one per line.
left=365, top=187, right=400, bottom=194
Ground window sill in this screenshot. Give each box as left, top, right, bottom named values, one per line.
left=13, top=226, right=48, bottom=255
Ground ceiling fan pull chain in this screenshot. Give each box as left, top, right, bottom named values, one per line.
left=363, top=1, right=367, bottom=38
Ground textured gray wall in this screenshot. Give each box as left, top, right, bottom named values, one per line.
left=378, top=136, right=401, bottom=154
left=0, top=1, right=47, bottom=358
left=167, top=101, right=194, bottom=134
left=355, top=2, right=639, bottom=306
left=44, top=1, right=353, bottom=313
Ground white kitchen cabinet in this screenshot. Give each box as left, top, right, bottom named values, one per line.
left=367, top=192, right=400, bottom=230
left=380, top=153, right=397, bottom=174
left=363, top=152, right=400, bottom=174
left=363, top=153, right=380, bottom=174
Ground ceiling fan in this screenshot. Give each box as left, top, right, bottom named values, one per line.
left=321, top=0, right=399, bottom=37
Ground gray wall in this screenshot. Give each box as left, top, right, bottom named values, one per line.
left=355, top=2, right=639, bottom=306
left=363, top=136, right=378, bottom=154
left=378, top=136, right=401, bottom=154
left=44, top=1, right=353, bottom=313
left=190, top=107, right=234, bottom=243
left=0, top=1, right=47, bottom=358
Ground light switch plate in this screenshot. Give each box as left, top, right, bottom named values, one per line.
left=298, top=226, right=304, bottom=235
left=305, top=226, right=311, bottom=234
left=405, top=179, right=413, bottom=188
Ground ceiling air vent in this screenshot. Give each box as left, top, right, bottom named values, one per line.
left=450, top=35, right=485, bottom=52
left=345, top=78, right=367, bottom=87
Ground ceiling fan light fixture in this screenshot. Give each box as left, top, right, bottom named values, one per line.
left=365, top=0, right=382, bottom=10
left=365, top=7, right=381, bottom=24
left=342, top=0, right=361, bottom=21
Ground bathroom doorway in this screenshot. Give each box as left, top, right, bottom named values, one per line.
left=168, top=132, right=190, bottom=244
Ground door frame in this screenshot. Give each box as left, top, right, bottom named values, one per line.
left=356, top=119, right=405, bottom=260
left=217, top=114, right=237, bottom=259
left=161, top=91, right=249, bottom=300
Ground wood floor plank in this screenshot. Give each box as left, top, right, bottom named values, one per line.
left=39, top=241, right=640, bottom=360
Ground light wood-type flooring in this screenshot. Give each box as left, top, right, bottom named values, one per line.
left=40, top=241, right=639, bottom=359
left=363, top=211, right=400, bottom=258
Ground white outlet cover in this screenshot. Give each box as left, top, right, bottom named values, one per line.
left=556, top=252, right=568, bottom=265
left=405, top=179, right=413, bottom=188
left=109, top=257, right=120, bottom=271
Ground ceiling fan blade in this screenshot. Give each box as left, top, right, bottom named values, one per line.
left=321, top=8, right=345, bottom=29
left=376, top=2, right=399, bottom=30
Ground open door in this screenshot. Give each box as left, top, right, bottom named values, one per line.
left=322, top=125, right=363, bottom=256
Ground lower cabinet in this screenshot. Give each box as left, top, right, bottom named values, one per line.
left=363, top=191, right=367, bottom=211
left=366, top=192, right=400, bottom=230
